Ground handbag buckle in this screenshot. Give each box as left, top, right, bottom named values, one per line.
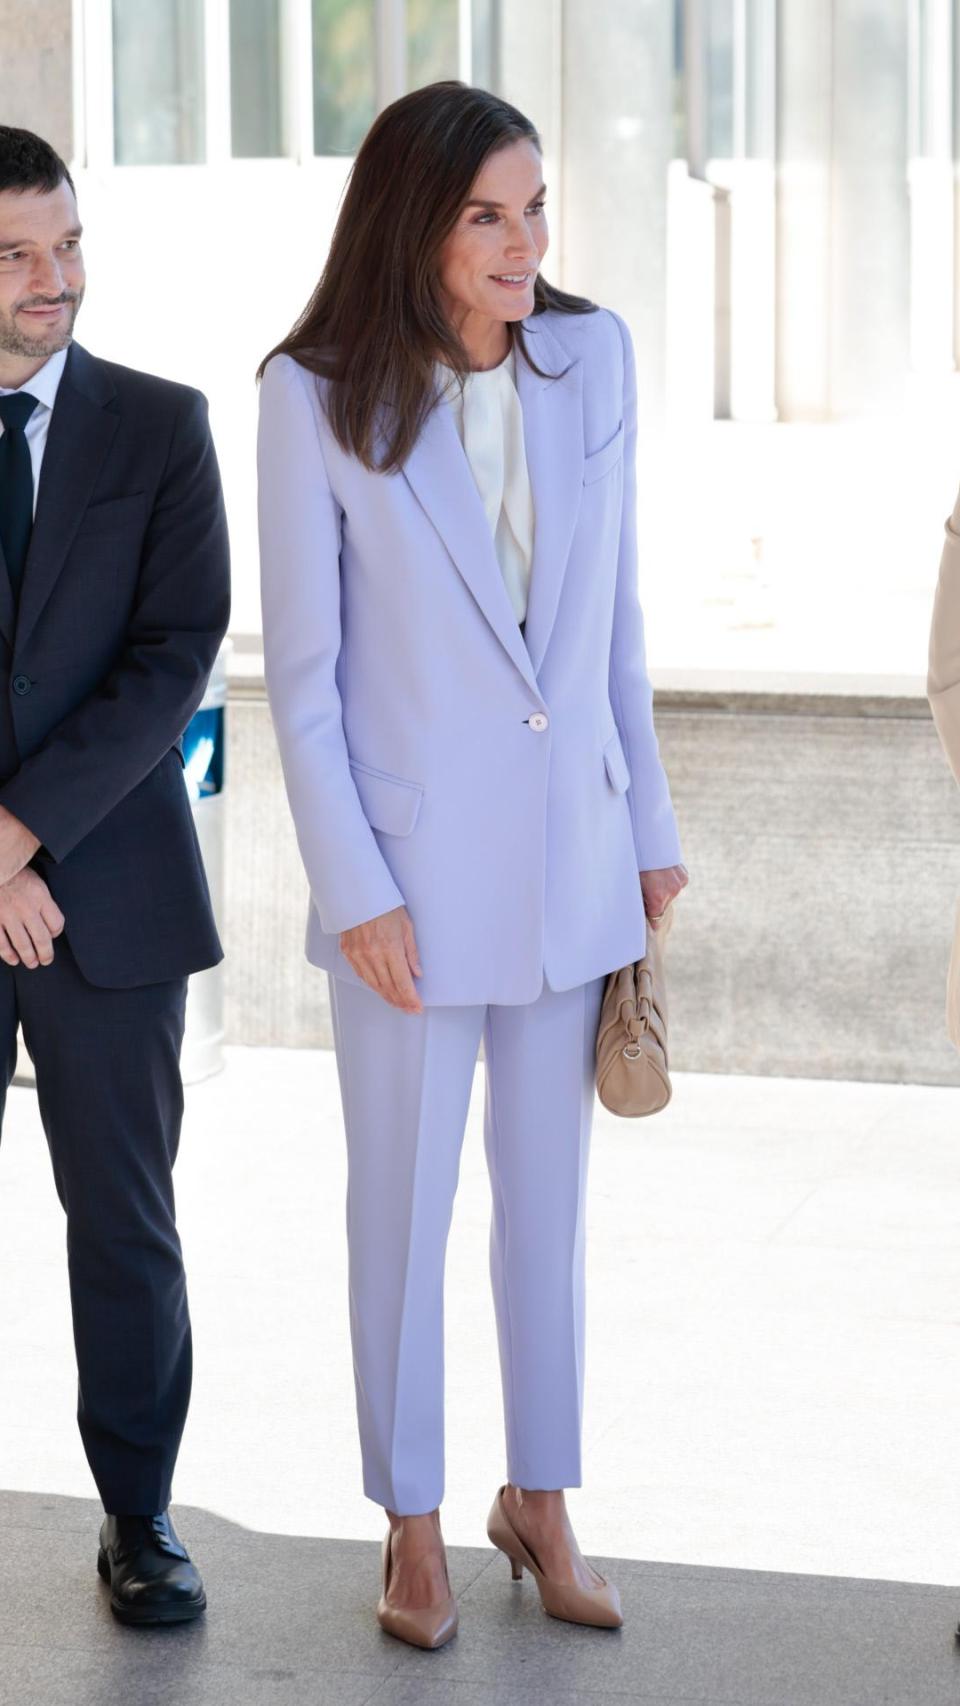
left=622, top=1042, right=643, bottom=1060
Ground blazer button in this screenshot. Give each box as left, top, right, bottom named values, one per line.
left=528, top=712, right=549, bottom=731
left=12, top=675, right=31, bottom=697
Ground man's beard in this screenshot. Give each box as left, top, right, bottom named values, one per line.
left=0, top=290, right=83, bottom=358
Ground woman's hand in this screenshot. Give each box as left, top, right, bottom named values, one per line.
left=640, top=864, right=688, bottom=929
left=339, top=905, right=424, bottom=1013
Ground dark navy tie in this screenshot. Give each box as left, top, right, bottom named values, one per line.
left=0, top=392, right=39, bottom=602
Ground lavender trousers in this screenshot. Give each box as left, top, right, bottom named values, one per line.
left=328, top=972, right=606, bottom=1515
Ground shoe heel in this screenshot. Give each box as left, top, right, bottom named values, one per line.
left=509, top=1555, right=523, bottom=1582
left=96, top=1550, right=110, bottom=1584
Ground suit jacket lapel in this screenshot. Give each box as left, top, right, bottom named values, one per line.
left=16, top=343, right=118, bottom=655
left=515, top=316, right=584, bottom=677
left=402, top=383, right=540, bottom=697
left=0, top=537, right=16, bottom=648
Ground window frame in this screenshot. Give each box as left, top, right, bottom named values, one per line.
left=74, top=0, right=474, bottom=169
left=677, top=0, right=775, bottom=177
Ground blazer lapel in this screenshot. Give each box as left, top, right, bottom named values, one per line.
left=402, top=384, right=540, bottom=696
left=16, top=343, right=118, bottom=655
left=515, top=316, right=584, bottom=676
left=0, top=538, right=16, bottom=649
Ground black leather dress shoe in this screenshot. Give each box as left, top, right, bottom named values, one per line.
left=97, top=1511, right=206, bottom=1625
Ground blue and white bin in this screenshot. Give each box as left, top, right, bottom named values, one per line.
left=14, top=640, right=230, bottom=1089
left=179, top=638, right=230, bottom=1083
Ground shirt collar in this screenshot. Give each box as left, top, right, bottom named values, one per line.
left=0, top=344, right=69, bottom=411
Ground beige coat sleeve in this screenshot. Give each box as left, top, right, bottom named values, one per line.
left=928, top=489, right=960, bottom=786
left=928, top=491, right=960, bottom=1048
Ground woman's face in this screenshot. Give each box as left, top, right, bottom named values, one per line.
left=437, top=139, right=549, bottom=338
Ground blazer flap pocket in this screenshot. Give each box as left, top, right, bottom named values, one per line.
left=602, top=731, right=631, bottom=794
left=583, top=422, right=625, bottom=486
left=349, top=759, right=424, bottom=837
left=75, top=492, right=148, bottom=537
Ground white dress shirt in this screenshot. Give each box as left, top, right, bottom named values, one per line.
left=440, top=345, right=535, bottom=625
left=0, top=345, right=68, bottom=516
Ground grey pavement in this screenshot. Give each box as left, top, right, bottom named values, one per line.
left=4, top=1049, right=960, bottom=1704
left=3, top=1492, right=960, bottom=1706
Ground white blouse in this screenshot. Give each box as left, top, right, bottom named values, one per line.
left=439, top=345, right=535, bottom=625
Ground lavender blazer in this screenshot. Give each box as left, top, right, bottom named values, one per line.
left=258, top=307, right=682, bottom=1005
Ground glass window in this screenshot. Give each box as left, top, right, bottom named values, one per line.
left=674, top=0, right=774, bottom=166
left=911, top=0, right=953, bottom=160
left=706, top=0, right=734, bottom=160
left=113, top=0, right=205, bottom=165
left=231, top=0, right=285, bottom=157
left=673, top=0, right=687, bottom=160
left=743, top=0, right=775, bottom=163
left=470, top=0, right=499, bottom=90
left=407, top=0, right=460, bottom=91
left=313, top=0, right=377, bottom=156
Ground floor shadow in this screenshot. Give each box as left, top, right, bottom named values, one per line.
left=2, top=1490, right=959, bottom=1706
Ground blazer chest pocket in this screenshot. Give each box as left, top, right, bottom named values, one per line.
left=583, top=422, right=625, bottom=486
left=602, top=731, right=631, bottom=794
left=349, top=758, right=424, bottom=837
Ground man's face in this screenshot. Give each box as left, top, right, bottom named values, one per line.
left=0, top=179, right=85, bottom=361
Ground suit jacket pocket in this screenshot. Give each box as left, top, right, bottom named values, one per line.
left=602, top=731, right=631, bottom=794
left=583, top=422, right=625, bottom=486
left=349, top=758, right=424, bottom=836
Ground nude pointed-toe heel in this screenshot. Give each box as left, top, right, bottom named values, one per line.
left=486, top=1486, right=623, bottom=1630
left=376, top=1532, right=459, bottom=1650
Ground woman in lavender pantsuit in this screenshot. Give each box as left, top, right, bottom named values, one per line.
left=257, top=82, right=687, bottom=1649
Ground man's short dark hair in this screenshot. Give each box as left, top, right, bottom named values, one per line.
left=0, top=126, right=75, bottom=197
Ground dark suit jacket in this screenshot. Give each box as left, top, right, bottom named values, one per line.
left=0, top=342, right=231, bottom=987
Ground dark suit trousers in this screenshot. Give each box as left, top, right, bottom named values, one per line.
left=0, top=935, right=190, bottom=1513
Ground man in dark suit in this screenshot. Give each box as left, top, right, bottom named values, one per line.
left=0, top=127, right=229, bottom=1624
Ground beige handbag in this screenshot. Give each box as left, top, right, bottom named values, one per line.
left=596, top=905, right=673, bottom=1117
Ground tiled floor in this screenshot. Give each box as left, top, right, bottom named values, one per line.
left=3, top=1050, right=960, bottom=1704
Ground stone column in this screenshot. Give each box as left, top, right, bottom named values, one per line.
left=495, top=0, right=562, bottom=199
left=776, top=0, right=910, bottom=418
left=775, top=0, right=834, bottom=418
left=907, top=0, right=955, bottom=374
left=0, top=0, right=73, bottom=162
left=498, top=0, right=673, bottom=426
left=560, top=0, right=674, bottom=427
left=831, top=0, right=909, bottom=414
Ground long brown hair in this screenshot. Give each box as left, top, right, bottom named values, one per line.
left=258, top=81, right=595, bottom=472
